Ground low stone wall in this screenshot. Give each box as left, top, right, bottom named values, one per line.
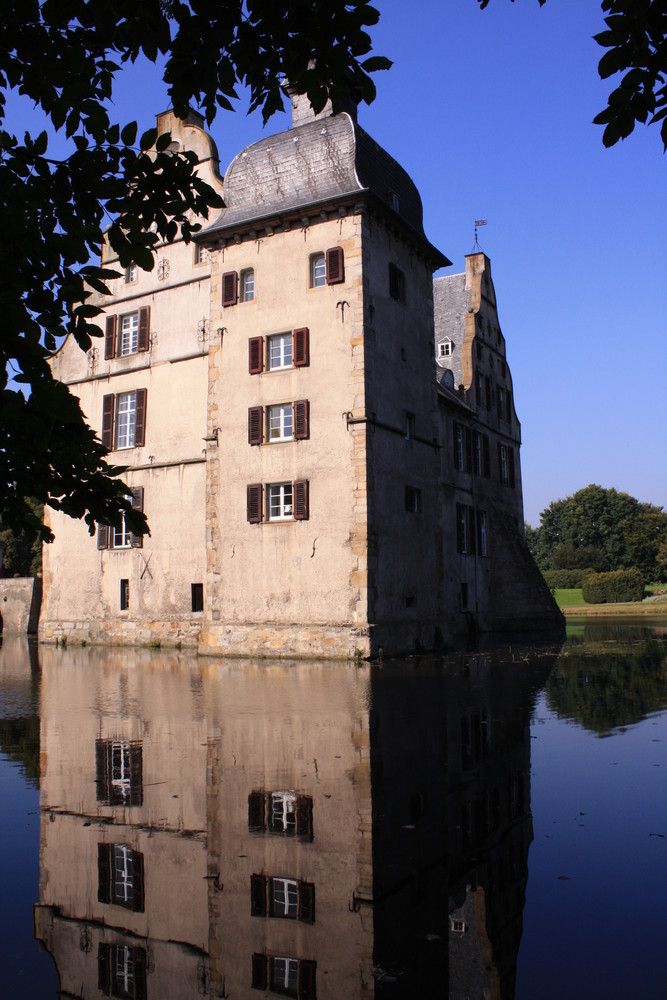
left=198, top=621, right=373, bottom=660
left=39, top=616, right=202, bottom=649
left=0, top=577, right=42, bottom=634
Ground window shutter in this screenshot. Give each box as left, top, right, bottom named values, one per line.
left=485, top=376, right=491, bottom=410
left=130, top=486, right=144, bottom=548
left=133, top=948, right=147, bottom=1000
left=129, top=743, right=143, bottom=806
left=506, top=390, right=512, bottom=424
left=132, top=850, right=145, bottom=912
left=251, top=953, right=268, bottom=990
left=104, top=316, right=117, bottom=360
left=294, top=400, right=309, bottom=440
left=222, top=271, right=238, bottom=306
left=298, top=881, right=315, bottom=924
left=248, top=406, right=263, bottom=446
left=134, top=389, right=147, bottom=447
left=250, top=874, right=267, bottom=917
left=467, top=507, right=476, bottom=555
left=247, top=484, right=263, bottom=524
left=293, top=327, right=309, bottom=367
left=296, top=795, right=314, bottom=841
left=97, top=843, right=112, bottom=903
left=298, top=960, right=317, bottom=1000
left=294, top=480, right=309, bottom=521
left=497, top=442, right=503, bottom=482
left=102, top=394, right=115, bottom=450
left=249, top=336, right=264, bottom=374
left=325, top=246, right=344, bottom=285
left=97, top=524, right=109, bottom=550
left=464, top=428, right=472, bottom=473
left=138, top=306, right=150, bottom=352
left=98, top=943, right=111, bottom=994
left=95, top=739, right=110, bottom=802
left=508, top=447, right=515, bottom=488
left=248, top=791, right=266, bottom=832
left=483, top=435, right=491, bottom=478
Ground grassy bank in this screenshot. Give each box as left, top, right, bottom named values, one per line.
left=554, top=588, right=667, bottom=617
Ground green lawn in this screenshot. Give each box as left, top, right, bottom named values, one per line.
left=554, top=588, right=586, bottom=608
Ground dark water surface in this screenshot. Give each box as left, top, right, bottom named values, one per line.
left=0, top=622, right=665, bottom=999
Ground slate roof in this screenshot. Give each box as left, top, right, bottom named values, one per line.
left=202, top=112, right=448, bottom=264
left=433, top=273, right=468, bottom=389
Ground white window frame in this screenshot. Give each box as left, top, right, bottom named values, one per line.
left=115, top=391, right=137, bottom=449
left=268, top=404, right=293, bottom=442
left=310, top=252, right=326, bottom=288
left=271, top=877, right=299, bottom=918
left=115, top=944, right=134, bottom=995
left=271, top=956, right=299, bottom=995
left=119, top=312, right=139, bottom=357
left=113, top=516, right=132, bottom=549
left=500, top=444, right=509, bottom=485
left=267, top=333, right=293, bottom=371
left=268, top=482, right=293, bottom=521
left=270, top=791, right=297, bottom=834
left=193, top=243, right=208, bottom=266
left=438, top=339, right=452, bottom=358
left=124, top=264, right=137, bottom=284
left=240, top=268, right=255, bottom=302
left=112, top=844, right=135, bottom=906
left=111, top=741, right=131, bottom=802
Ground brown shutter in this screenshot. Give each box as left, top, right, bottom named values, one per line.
left=97, top=843, right=112, bottom=903
left=130, top=486, right=144, bottom=548
left=294, top=399, right=309, bottom=440
left=247, top=484, right=263, bottom=524
left=249, top=336, right=264, bottom=374
left=134, top=389, right=147, bottom=447
left=325, top=246, right=344, bottom=285
left=133, top=948, right=147, bottom=1000
left=296, top=795, right=314, bottom=841
left=250, top=874, right=267, bottom=917
left=95, top=739, right=110, bottom=802
left=138, top=306, right=150, bottom=352
left=298, top=881, right=315, bottom=924
left=294, top=480, right=309, bottom=521
left=129, top=743, right=143, bottom=806
left=104, top=316, right=117, bottom=360
left=248, top=791, right=266, bottom=832
left=248, top=406, right=263, bottom=446
left=97, top=524, right=109, bottom=550
left=293, top=327, right=309, bottom=367
left=132, top=850, right=145, bottom=912
left=222, top=271, right=238, bottom=306
left=509, top=447, right=515, bottom=488
left=251, top=953, right=268, bottom=990
left=102, top=394, right=115, bottom=450
left=98, top=943, right=111, bottom=994
left=298, top=960, right=317, bottom=1000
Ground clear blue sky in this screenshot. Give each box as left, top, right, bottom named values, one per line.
left=6, top=0, right=665, bottom=525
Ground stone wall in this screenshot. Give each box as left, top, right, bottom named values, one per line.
left=0, top=577, right=41, bottom=634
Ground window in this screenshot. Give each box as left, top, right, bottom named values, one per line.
left=251, top=954, right=317, bottom=999
left=222, top=270, right=238, bottom=306
left=248, top=791, right=314, bottom=840
left=438, top=339, right=453, bottom=358
left=102, top=390, right=147, bottom=450
left=268, top=404, right=293, bottom=442
left=390, top=191, right=400, bottom=212
left=460, top=582, right=469, bottom=611
left=98, top=944, right=147, bottom=1000
left=497, top=386, right=506, bottom=421
left=310, top=252, right=326, bottom=287
left=241, top=268, right=255, bottom=302
left=95, top=739, right=143, bottom=806
left=120, top=579, right=130, bottom=611
left=405, top=486, right=422, bottom=513
left=249, top=401, right=308, bottom=445
left=191, top=583, right=204, bottom=612
left=477, top=510, right=488, bottom=556
left=404, top=411, right=414, bottom=440
left=247, top=481, right=309, bottom=523
left=498, top=443, right=515, bottom=487
left=250, top=874, right=315, bottom=923
left=97, top=487, right=144, bottom=551
left=453, top=422, right=471, bottom=473
left=193, top=243, right=207, bottom=265
left=473, top=432, right=491, bottom=478
left=104, top=307, right=150, bottom=359
left=98, top=843, right=145, bottom=912
left=389, top=262, right=406, bottom=303
left=456, top=503, right=476, bottom=555
left=249, top=329, right=309, bottom=374
left=124, top=264, right=137, bottom=283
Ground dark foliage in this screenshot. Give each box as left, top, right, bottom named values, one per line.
left=582, top=568, right=645, bottom=604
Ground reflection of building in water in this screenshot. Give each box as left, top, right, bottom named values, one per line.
left=33, top=646, right=545, bottom=997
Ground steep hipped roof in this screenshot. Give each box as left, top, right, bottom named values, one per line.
left=201, top=112, right=448, bottom=264
left=433, top=272, right=467, bottom=388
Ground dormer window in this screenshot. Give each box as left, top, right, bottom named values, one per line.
left=390, top=191, right=400, bottom=212
left=437, top=339, right=453, bottom=359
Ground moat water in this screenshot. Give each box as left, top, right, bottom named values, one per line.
left=1, top=621, right=665, bottom=999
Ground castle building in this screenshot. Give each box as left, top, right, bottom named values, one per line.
left=40, top=97, right=561, bottom=658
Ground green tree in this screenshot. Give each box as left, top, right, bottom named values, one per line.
left=530, top=485, right=667, bottom=581
left=0, top=498, right=43, bottom=576
left=478, top=0, right=667, bottom=150
left=1, top=0, right=389, bottom=545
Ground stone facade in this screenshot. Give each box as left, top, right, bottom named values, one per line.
left=40, top=98, right=562, bottom=657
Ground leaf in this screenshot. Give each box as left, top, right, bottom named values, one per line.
left=140, top=127, right=158, bottom=151
left=121, top=121, right=138, bottom=146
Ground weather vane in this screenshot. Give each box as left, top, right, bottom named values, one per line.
left=472, top=219, right=487, bottom=253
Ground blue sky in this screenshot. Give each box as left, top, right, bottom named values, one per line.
left=6, top=0, right=665, bottom=525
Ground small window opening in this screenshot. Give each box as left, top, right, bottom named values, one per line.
left=191, top=583, right=204, bottom=612
left=120, top=579, right=130, bottom=611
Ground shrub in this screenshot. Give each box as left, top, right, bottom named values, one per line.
left=582, top=569, right=645, bottom=604
left=543, top=568, right=597, bottom=590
